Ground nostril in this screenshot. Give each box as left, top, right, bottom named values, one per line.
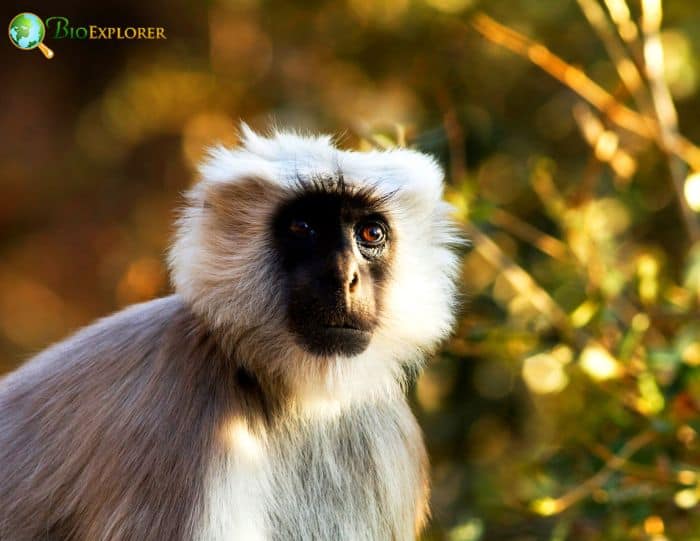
left=349, top=272, right=359, bottom=291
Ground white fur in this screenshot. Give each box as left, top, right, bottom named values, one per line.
left=198, top=392, right=424, bottom=541
left=169, top=126, right=461, bottom=405
left=171, top=126, right=461, bottom=540
left=198, top=420, right=271, bottom=541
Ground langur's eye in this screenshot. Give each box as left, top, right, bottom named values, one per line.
left=290, top=219, right=314, bottom=238
left=356, top=222, right=386, bottom=246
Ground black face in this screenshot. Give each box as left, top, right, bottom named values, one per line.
left=272, top=189, right=392, bottom=357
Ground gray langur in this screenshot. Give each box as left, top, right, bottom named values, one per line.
left=0, top=126, right=461, bottom=541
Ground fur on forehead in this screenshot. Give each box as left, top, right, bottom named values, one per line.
left=169, top=125, right=461, bottom=390
left=199, top=124, right=446, bottom=212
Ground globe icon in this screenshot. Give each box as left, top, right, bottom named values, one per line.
left=8, top=12, right=54, bottom=58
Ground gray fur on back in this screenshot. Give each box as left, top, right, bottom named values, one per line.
left=0, top=296, right=223, bottom=540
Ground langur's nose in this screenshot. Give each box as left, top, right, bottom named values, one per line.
left=348, top=270, right=359, bottom=293
left=345, top=257, right=360, bottom=295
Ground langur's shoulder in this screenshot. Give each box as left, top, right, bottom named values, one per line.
left=1, top=295, right=195, bottom=387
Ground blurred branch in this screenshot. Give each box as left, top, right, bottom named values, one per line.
left=547, top=430, right=656, bottom=513
left=489, top=208, right=570, bottom=261
left=577, top=0, right=656, bottom=124
left=353, top=123, right=407, bottom=149
left=640, top=0, right=700, bottom=243
left=529, top=160, right=568, bottom=218
left=572, top=103, right=638, bottom=182
left=471, top=13, right=655, bottom=138
left=470, top=12, right=700, bottom=174
left=437, top=89, right=467, bottom=185
left=589, top=441, right=675, bottom=484
left=602, top=0, right=640, bottom=46
left=463, top=224, right=577, bottom=341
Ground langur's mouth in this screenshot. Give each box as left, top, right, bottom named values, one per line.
left=291, top=319, right=373, bottom=357
left=320, top=326, right=371, bottom=340
left=323, top=323, right=363, bottom=331
left=320, top=321, right=374, bottom=339
left=320, top=314, right=374, bottom=333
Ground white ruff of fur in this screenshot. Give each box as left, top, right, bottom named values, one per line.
left=199, top=398, right=425, bottom=541
left=168, top=125, right=461, bottom=409
left=197, top=419, right=271, bottom=541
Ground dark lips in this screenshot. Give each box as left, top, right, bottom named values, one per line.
left=321, top=325, right=371, bottom=339
left=321, top=316, right=372, bottom=333
left=298, top=323, right=372, bottom=356
left=323, top=323, right=363, bottom=331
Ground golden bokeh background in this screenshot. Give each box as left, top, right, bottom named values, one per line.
left=2, top=0, right=700, bottom=539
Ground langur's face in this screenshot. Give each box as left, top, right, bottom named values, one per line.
left=170, top=130, right=460, bottom=381
left=272, top=190, right=393, bottom=357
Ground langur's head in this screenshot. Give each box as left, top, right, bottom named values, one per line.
left=169, top=126, right=461, bottom=397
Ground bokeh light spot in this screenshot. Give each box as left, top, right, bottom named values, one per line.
left=580, top=343, right=622, bottom=381
left=684, top=172, right=700, bottom=211
left=522, top=352, right=569, bottom=394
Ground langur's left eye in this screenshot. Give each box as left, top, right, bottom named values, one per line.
left=356, top=222, right=386, bottom=246
left=290, top=219, right=314, bottom=238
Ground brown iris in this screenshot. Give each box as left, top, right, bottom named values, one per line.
left=357, top=222, right=386, bottom=245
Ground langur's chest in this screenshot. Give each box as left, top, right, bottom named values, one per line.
left=198, top=404, right=424, bottom=541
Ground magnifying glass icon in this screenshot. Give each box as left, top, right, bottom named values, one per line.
left=8, top=13, right=55, bottom=59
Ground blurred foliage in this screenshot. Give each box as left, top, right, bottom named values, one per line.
left=2, top=0, right=700, bottom=539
